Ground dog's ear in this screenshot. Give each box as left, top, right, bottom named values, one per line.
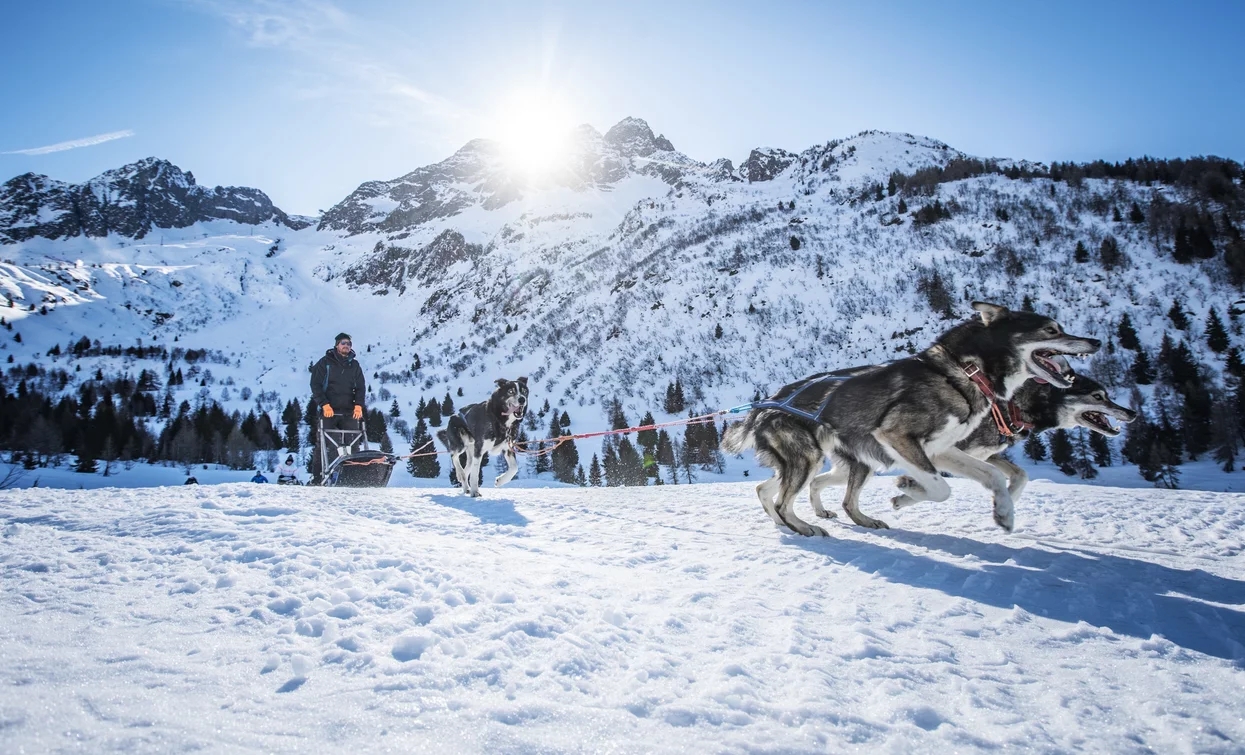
left=495, top=378, right=510, bottom=389
left=516, top=376, right=528, bottom=386
left=971, top=301, right=1009, bottom=326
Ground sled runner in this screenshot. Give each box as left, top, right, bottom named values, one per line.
left=318, top=419, right=397, bottom=488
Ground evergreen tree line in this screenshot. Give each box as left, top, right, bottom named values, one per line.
left=1021, top=308, right=1245, bottom=488
left=882, top=154, right=1241, bottom=204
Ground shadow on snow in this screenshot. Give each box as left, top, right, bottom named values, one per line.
left=790, top=528, right=1245, bottom=663
left=423, top=494, right=529, bottom=527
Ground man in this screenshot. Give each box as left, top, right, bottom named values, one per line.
left=250, top=470, right=269, bottom=483
left=310, top=332, right=367, bottom=483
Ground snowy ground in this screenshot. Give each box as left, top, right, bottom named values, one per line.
left=2, top=479, right=1243, bottom=753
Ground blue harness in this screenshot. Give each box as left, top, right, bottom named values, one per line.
left=728, top=374, right=853, bottom=423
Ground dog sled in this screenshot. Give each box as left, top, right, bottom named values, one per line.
left=318, top=419, right=398, bottom=488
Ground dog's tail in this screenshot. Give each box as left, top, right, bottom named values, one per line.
left=720, top=414, right=758, bottom=454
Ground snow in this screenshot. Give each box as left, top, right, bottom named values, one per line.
left=2, top=478, right=1242, bottom=752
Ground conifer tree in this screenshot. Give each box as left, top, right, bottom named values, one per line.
left=441, top=392, right=454, bottom=415
left=1074, top=241, right=1089, bottom=263
left=1205, top=307, right=1229, bottom=353
left=550, top=413, right=579, bottom=483
left=1129, top=202, right=1145, bottom=223
left=588, top=454, right=602, bottom=486
left=1070, top=430, right=1098, bottom=479
left=390, top=399, right=401, bottom=417
left=602, top=442, right=620, bottom=486
left=1023, top=431, right=1047, bottom=462
left=1167, top=301, right=1190, bottom=330
left=1089, top=432, right=1113, bottom=467
left=426, top=397, right=442, bottom=427
left=1117, top=313, right=1140, bottom=350
left=1099, top=236, right=1122, bottom=269
left=1048, top=429, right=1075, bottom=475
left=575, top=465, right=587, bottom=486
left=616, top=437, right=646, bottom=486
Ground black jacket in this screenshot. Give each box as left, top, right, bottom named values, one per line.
left=310, top=348, right=366, bottom=413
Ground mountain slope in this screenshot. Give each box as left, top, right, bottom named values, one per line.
left=0, top=157, right=308, bottom=244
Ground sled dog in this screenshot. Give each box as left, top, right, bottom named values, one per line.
left=807, top=372, right=1136, bottom=517
left=722, top=302, right=1100, bottom=535
left=437, top=377, right=528, bottom=497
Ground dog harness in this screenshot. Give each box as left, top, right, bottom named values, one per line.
left=740, top=373, right=854, bottom=423
left=961, top=363, right=1033, bottom=437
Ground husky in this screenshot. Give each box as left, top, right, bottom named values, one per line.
left=723, top=302, right=1100, bottom=536
left=436, top=377, right=529, bottom=497
left=807, top=372, right=1137, bottom=518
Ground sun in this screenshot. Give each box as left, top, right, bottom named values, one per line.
left=493, top=91, right=576, bottom=180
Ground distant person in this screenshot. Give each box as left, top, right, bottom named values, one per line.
left=276, top=454, right=300, bottom=485
left=184, top=476, right=199, bottom=485
left=250, top=471, right=268, bottom=483
left=310, top=332, right=367, bottom=482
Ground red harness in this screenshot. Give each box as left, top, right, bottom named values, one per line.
left=961, top=363, right=1033, bottom=438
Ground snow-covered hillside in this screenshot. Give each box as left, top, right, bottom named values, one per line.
left=1, top=118, right=1242, bottom=487
left=1, top=479, right=1242, bottom=751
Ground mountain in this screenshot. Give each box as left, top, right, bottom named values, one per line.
left=318, top=117, right=695, bottom=236
left=0, top=157, right=309, bottom=244
left=0, top=118, right=1242, bottom=486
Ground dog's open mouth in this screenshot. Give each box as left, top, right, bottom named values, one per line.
left=1030, top=351, right=1075, bottom=386
left=1080, top=410, right=1120, bottom=436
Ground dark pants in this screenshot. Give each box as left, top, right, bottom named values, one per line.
left=311, top=413, right=364, bottom=483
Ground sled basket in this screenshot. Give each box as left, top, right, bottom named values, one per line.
left=318, top=419, right=397, bottom=488
left=324, top=450, right=397, bottom=488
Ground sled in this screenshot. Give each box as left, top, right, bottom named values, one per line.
left=318, top=418, right=397, bottom=488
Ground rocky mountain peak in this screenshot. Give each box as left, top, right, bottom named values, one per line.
left=603, top=117, right=676, bottom=158
left=0, top=158, right=301, bottom=244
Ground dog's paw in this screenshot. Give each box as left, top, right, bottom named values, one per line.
left=865, top=517, right=890, bottom=530
left=814, top=508, right=837, bottom=519
left=993, top=510, right=1014, bottom=532
left=891, top=494, right=915, bottom=510
left=896, top=475, right=916, bottom=490
left=792, top=523, right=829, bottom=537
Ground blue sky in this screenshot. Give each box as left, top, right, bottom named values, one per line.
left=2, top=0, right=1242, bottom=214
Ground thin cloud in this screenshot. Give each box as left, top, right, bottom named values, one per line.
left=4, top=130, right=136, bottom=156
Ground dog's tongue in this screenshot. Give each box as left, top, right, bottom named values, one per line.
left=1034, top=377, right=1048, bottom=384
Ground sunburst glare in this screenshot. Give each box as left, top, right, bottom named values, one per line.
left=493, top=90, right=576, bottom=180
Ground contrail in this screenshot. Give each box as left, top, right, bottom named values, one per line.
left=3, top=129, right=136, bottom=156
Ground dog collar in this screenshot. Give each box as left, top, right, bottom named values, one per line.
left=961, top=363, right=1033, bottom=438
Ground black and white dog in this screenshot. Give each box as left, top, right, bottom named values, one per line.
left=806, top=372, right=1137, bottom=519
left=437, top=377, right=528, bottom=497
left=722, top=302, right=1100, bottom=536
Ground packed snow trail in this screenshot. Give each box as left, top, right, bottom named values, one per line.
left=1, top=480, right=1243, bottom=753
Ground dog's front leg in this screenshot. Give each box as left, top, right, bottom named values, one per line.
left=875, top=430, right=950, bottom=510
left=986, top=455, right=1028, bottom=502
left=495, top=446, right=519, bottom=487
left=933, top=448, right=1015, bottom=531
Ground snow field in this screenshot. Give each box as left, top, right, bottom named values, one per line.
left=1, top=478, right=1243, bottom=753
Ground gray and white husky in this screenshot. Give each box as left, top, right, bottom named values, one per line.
left=806, top=372, right=1136, bottom=519
left=437, top=377, right=528, bottom=497
left=722, top=302, right=1101, bottom=536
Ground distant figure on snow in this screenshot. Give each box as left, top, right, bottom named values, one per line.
left=276, top=454, right=300, bottom=485
left=184, top=476, right=199, bottom=485
left=310, top=332, right=367, bottom=483
left=250, top=471, right=268, bottom=483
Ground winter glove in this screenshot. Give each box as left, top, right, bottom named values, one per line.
left=322, top=405, right=334, bottom=418
left=352, top=405, right=364, bottom=420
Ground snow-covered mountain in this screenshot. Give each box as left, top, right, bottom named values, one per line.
left=0, top=118, right=1240, bottom=440
left=0, top=157, right=309, bottom=244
